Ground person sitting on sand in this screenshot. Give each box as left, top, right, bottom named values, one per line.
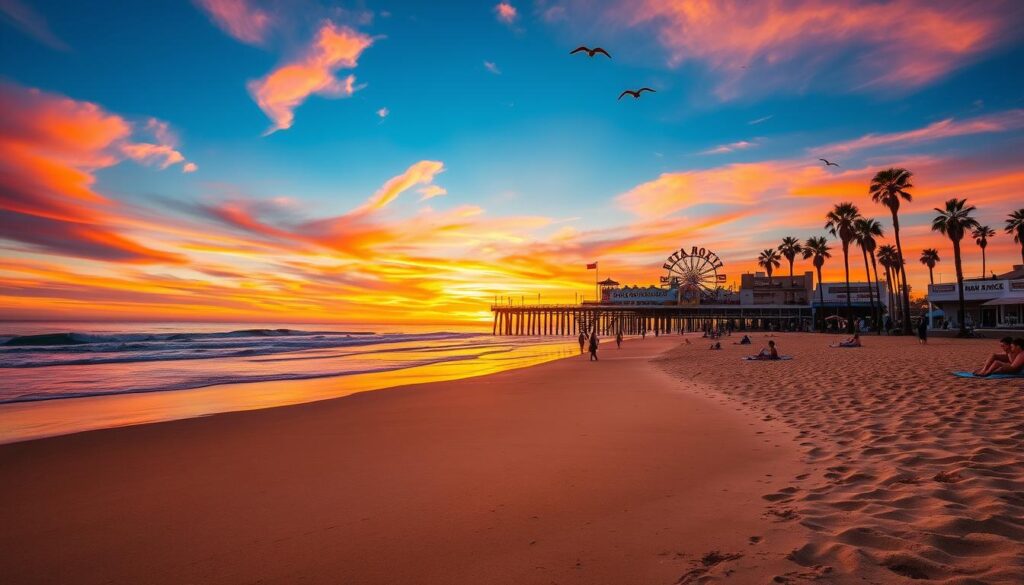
left=752, top=340, right=779, bottom=360
left=973, top=337, right=1017, bottom=375
left=832, top=332, right=861, bottom=348
left=738, top=335, right=751, bottom=345
left=976, top=338, right=1024, bottom=376
left=709, top=342, right=721, bottom=350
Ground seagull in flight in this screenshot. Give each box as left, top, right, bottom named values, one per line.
left=819, top=158, right=840, bottom=167
left=618, top=87, right=656, bottom=100
left=570, top=46, right=611, bottom=58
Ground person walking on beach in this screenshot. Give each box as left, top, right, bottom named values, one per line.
left=917, top=318, right=928, bottom=344
left=615, top=331, right=623, bottom=349
left=578, top=331, right=587, bottom=355
left=588, top=332, right=599, bottom=361
left=641, top=328, right=646, bottom=340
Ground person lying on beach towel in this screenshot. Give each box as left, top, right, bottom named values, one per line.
left=975, top=338, right=1024, bottom=377
left=973, top=337, right=1017, bottom=375
left=831, top=333, right=862, bottom=348
left=749, top=340, right=779, bottom=360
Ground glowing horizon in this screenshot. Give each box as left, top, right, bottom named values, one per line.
left=2, top=1, right=1024, bottom=324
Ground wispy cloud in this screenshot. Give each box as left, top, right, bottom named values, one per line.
left=548, top=0, right=1017, bottom=98
left=816, top=110, right=1024, bottom=155
left=748, top=115, right=773, bottom=125
left=700, top=140, right=758, bottom=155
left=248, top=21, right=374, bottom=134
left=484, top=61, right=502, bottom=75
left=376, top=107, right=389, bottom=119
left=0, top=0, right=69, bottom=51
left=194, top=0, right=271, bottom=45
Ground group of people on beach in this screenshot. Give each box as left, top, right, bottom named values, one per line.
left=975, top=337, right=1024, bottom=376
left=577, top=329, right=624, bottom=361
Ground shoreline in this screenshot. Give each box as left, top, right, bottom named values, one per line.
left=0, top=337, right=578, bottom=444
left=0, top=336, right=809, bottom=585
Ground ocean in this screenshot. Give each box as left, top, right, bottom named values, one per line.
left=0, top=322, right=578, bottom=443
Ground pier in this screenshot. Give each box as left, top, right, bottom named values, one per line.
left=490, top=304, right=814, bottom=336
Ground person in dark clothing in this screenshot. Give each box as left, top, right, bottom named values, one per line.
left=917, top=319, right=928, bottom=344
left=578, top=331, right=587, bottom=355
left=615, top=331, right=623, bottom=349
left=588, top=333, right=599, bottom=361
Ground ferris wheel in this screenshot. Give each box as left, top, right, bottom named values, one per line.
left=661, top=250, right=722, bottom=297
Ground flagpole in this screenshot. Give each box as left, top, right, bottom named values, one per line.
left=595, top=262, right=599, bottom=304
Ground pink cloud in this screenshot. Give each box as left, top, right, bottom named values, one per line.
left=248, top=21, right=373, bottom=133
left=183, top=162, right=198, bottom=173
left=495, top=2, right=518, bottom=24
left=0, top=83, right=184, bottom=263
left=194, top=0, right=271, bottom=45
left=560, top=0, right=1014, bottom=98
left=418, top=185, right=447, bottom=202
left=817, top=110, right=1024, bottom=155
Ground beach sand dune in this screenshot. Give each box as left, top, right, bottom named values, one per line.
left=657, top=332, right=1024, bottom=584
left=0, top=337, right=807, bottom=585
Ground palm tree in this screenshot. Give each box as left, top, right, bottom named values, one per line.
left=777, top=236, right=803, bottom=280
left=854, top=218, right=883, bottom=333
left=919, top=248, right=940, bottom=285
left=802, top=236, right=831, bottom=332
left=878, top=244, right=899, bottom=327
left=757, top=248, right=782, bottom=287
left=1005, top=209, right=1024, bottom=263
left=826, top=202, right=862, bottom=333
left=932, top=198, right=980, bottom=337
left=972, top=225, right=995, bottom=278
left=870, top=168, right=914, bottom=334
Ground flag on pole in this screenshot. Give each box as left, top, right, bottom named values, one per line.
left=586, top=262, right=598, bottom=269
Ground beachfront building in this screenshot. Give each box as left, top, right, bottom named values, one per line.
left=811, top=281, right=891, bottom=330
left=739, top=272, right=814, bottom=306
left=926, top=265, right=1024, bottom=331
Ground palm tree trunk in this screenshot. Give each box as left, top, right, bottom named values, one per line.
left=788, top=258, right=794, bottom=279
left=981, top=246, right=987, bottom=278
left=843, top=242, right=853, bottom=334
left=890, top=211, right=912, bottom=334
left=870, top=252, right=882, bottom=335
left=954, top=238, right=967, bottom=337
left=928, top=266, right=934, bottom=285
left=861, top=247, right=875, bottom=333
left=816, top=265, right=825, bottom=332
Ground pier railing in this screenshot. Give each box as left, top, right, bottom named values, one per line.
left=490, top=304, right=814, bottom=336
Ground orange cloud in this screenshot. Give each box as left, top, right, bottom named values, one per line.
left=0, top=83, right=188, bottom=263
left=248, top=21, right=373, bottom=133
left=355, top=161, right=445, bottom=214
left=194, top=0, right=271, bottom=45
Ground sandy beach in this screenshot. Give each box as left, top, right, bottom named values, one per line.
left=2, top=332, right=1022, bottom=584
left=0, top=336, right=807, bottom=585
left=658, top=332, right=1024, bottom=584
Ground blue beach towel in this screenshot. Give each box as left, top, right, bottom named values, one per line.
left=953, top=371, right=1024, bottom=379
left=742, top=356, right=793, bottom=361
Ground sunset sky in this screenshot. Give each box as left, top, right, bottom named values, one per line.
left=2, top=0, right=1024, bottom=324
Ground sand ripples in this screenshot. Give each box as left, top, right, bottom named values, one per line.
left=657, top=333, right=1024, bottom=584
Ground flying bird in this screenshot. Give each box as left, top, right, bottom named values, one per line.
left=570, top=46, right=611, bottom=58
left=819, top=158, right=840, bottom=167
left=618, top=87, right=656, bottom=100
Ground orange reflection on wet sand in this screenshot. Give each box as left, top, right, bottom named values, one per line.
left=0, top=339, right=578, bottom=444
